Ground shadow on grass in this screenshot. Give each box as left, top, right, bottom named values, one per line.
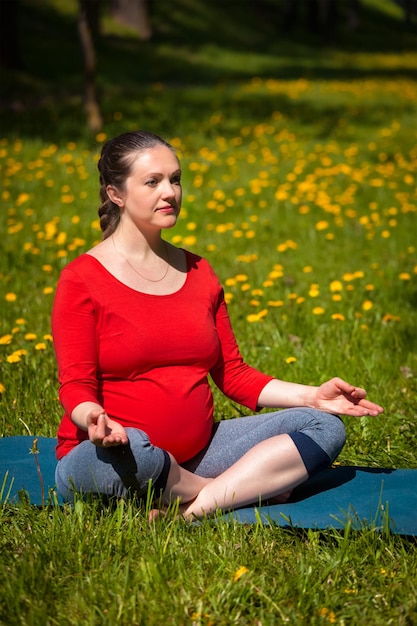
left=1, top=0, right=416, bottom=141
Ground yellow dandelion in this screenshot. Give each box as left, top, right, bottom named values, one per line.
left=7, top=353, right=21, bottom=363
left=382, top=313, right=400, bottom=323
left=15, top=318, right=26, bottom=324
left=329, top=280, right=343, bottom=292
left=183, top=235, right=196, bottom=246
left=312, top=307, right=325, bottom=315
left=96, top=132, right=107, bottom=142
left=224, top=292, right=233, bottom=304
left=35, top=342, right=47, bottom=351
left=43, top=287, right=54, bottom=295
left=24, top=333, right=37, bottom=341
left=5, top=293, right=17, bottom=302
left=0, top=383, right=5, bottom=394
left=286, top=240, right=298, bottom=250
left=286, top=356, right=297, bottom=364
left=331, top=313, right=345, bottom=321
left=0, top=334, right=13, bottom=345
left=309, top=287, right=320, bottom=298
left=233, top=566, right=249, bottom=582
left=316, top=220, right=329, bottom=231
left=16, top=192, right=30, bottom=205
left=275, top=189, right=288, bottom=201
left=362, top=300, right=373, bottom=311
left=268, top=300, right=284, bottom=307
left=399, top=272, right=411, bottom=280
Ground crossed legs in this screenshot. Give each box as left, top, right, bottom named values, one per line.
left=56, top=409, right=346, bottom=518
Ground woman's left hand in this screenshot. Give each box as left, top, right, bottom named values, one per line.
left=313, top=377, right=384, bottom=417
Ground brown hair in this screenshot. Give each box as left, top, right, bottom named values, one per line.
left=97, top=130, right=176, bottom=239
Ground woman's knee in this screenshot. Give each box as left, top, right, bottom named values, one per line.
left=312, top=411, right=346, bottom=461
left=56, top=428, right=170, bottom=501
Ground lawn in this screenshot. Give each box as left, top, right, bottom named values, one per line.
left=1, top=0, right=416, bottom=624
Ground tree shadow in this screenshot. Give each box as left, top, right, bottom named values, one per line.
left=1, top=0, right=416, bottom=141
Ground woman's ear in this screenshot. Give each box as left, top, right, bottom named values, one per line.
left=106, top=185, right=124, bottom=207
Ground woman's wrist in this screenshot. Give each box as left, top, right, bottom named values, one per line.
left=70, top=401, right=105, bottom=431
left=257, top=379, right=318, bottom=409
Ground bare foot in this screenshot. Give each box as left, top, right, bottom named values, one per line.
left=148, top=507, right=167, bottom=522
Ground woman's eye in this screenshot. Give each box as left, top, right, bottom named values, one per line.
left=171, top=176, right=181, bottom=185
left=146, top=179, right=158, bottom=187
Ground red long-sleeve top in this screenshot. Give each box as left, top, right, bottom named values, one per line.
left=52, top=250, right=273, bottom=462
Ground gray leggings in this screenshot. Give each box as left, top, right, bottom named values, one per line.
left=55, top=409, right=346, bottom=502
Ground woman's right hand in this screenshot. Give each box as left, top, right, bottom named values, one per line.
left=87, top=409, right=129, bottom=447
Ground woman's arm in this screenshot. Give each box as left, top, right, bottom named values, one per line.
left=257, top=377, right=384, bottom=417
left=53, top=266, right=128, bottom=447
left=71, top=402, right=129, bottom=447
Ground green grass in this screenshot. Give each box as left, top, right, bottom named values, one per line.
left=1, top=0, right=417, bottom=624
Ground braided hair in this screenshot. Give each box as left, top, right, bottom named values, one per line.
left=97, top=130, right=176, bottom=239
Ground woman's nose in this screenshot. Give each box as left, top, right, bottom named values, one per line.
left=161, top=179, right=176, bottom=199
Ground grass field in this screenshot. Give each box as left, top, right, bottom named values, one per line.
left=1, top=0, right=417, bottom=624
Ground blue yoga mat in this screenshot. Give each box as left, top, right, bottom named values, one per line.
left=1, top=436, right=416, bottom=535
left=0, top=436, right=63, bottom=505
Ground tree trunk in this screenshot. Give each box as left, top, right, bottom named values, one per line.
left=78, top=0, right=102, bottom=132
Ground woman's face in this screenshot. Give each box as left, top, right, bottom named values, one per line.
left=111, top=145, right=182, bottom=232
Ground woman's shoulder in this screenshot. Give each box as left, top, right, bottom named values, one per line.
left=61, top=253, right=99, bottom=274
left=183, top=249, right=218, bottom=277
left=58, top=254, right=106, bottom=287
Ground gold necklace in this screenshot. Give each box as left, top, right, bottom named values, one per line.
left=112, top=236, right=170, bottom=283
